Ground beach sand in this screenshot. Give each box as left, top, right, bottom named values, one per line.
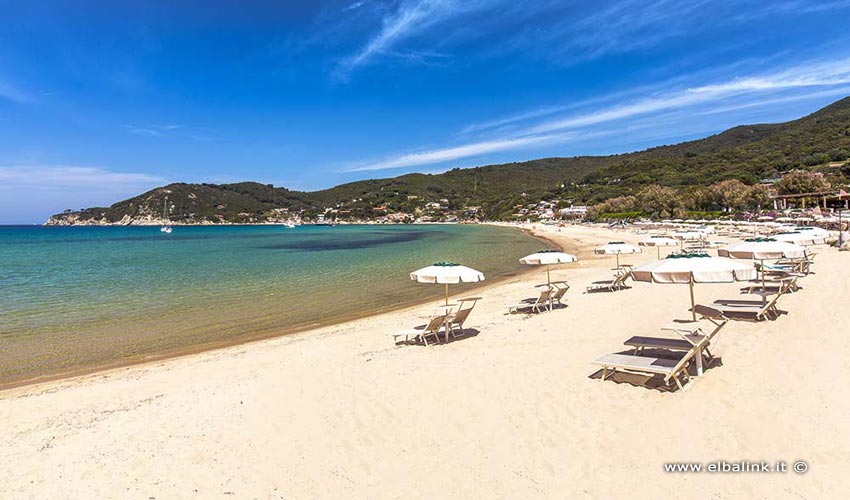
left=1, top=224, right=848, bottom=499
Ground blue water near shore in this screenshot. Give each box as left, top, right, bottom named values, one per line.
left=0, top=224, right=543, bottom=384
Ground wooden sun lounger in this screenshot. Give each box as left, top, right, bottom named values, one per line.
left=585, top=271, right=631, bottom=293
left=392, top=314, right=447, bottom=346
left=624, top=307, right=728, bottom=369
left=447, top=297, right=480, bottom=338
left=707, top=292, right=783, bottom=321
left=742, top=276, right=799, bottom=295
left=550, top=281, right=570, bottom=306
left=509, top=289, right=552, bottom=314
left=592, top=343, right=702, bottom=391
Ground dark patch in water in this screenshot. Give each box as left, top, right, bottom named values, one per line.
left=258, top=231, right=431, bottom=251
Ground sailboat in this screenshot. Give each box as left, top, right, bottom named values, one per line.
left=160, top=199, right=173, bottom=234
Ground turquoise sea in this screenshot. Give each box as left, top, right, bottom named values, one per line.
left=0, top=224, right=543, bottom=386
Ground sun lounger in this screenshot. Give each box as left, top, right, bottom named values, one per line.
left=392, top=314, right=448, bottom=346
left=742, top=276, right=799, bottom=295
left=509, top=289, right=552, bottom=314
left=592, top=339, right=705, bottom=391
left=624, top=307, right=728, bottom=370
left=707, top=292, right=783, bottom=321
left=550, top=281, right=570, bottom=306
left=585, top=271, right=631, bottom=293
left=447, top=297, right=480, bottom=337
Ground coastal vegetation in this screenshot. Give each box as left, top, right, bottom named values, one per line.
left=48, top=96, right=850, bottom=225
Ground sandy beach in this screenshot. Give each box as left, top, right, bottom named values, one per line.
left=2, top=223, right=848, bottom=499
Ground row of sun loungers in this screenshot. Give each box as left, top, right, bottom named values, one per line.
left=592, top=253, right=815, bottom=391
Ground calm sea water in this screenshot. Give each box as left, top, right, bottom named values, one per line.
left=0, top=224, right=543, bottom=385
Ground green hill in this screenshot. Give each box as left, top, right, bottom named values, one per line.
left=47, top=96, right=850, bottom=224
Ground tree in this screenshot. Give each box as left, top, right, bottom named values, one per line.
left=775, top=170, right=832, bottom=195
left=745, top=184, right=772, bottom=211
left=710, top=179, right=749, bottom=211
left=635, top=184, right=685, bottom=218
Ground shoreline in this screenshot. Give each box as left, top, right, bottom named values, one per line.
left=1, top=224, right=560, bottom=393
left=2, top=222, right=847, bottom=498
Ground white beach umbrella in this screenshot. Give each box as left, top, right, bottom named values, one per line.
left=717, top=238, right=807, bottom=305
left=793, top=226, right=829, bottom=240
left=718, top=239, right=807, bottom=260
left=594, top=241, right=642, bottom=268
left=672, top=230, right=706, bottom=241
left=520, top=249, right=578, bottom=286
left=773, top=231, right=819, bottom=246
left=632, top=253, right=757, bottom=321
left=639, top=235, right=680, bottom=258
left=410, top=262, right=485, bottom=305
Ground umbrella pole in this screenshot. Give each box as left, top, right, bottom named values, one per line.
left=547, top=265, right=551, bottom=287
left=761, top=258, right=766, bottom=306
left=445, top=283, right=449, bottom=306
left=657, top=246, right=661, bottom=259
left=616, top=252, right=620, bottom=269
left=689, top=273, right=696, bottom=321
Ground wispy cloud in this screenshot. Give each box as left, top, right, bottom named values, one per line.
left=0, top=78, right=34, bottom=104
left=344, top=56, right=850, bottom=172
left=124, top=124, right=184, bottom=137
left=342, top=1, right=367, bottom=12
left=124, top=124, right=216, bottom=142
left=344, top=132, right=576, bottom=172
left=327, top=0, right=850, bottom=79
left=0, top=165, right=164, bottom=190
left=333, top=0, right=504, bottom=79
left=0, top=165, right=166, bottom=223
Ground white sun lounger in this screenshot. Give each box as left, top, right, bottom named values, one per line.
left=509, top=289, right=553, bottom=314
left=585, top=271, right=631, bottom=293
left=592, top=341, right=703, bottom=391
left=392, top=314, right=448, bottom=346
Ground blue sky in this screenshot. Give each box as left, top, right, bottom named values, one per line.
left=2, top=1, right=850, bottom=223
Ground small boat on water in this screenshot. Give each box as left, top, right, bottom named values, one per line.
left=160, top=199, right=173, bottom=234
left=282, top=222, right=296, bottom=228
left=315, top=214, right=335, bottom=226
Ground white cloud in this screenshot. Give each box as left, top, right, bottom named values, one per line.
left=0, top=165, right=163, bottom=190
left=344, top=133, right=575, bottom=171
left=334, top=0, right=500, bottom=78
left=0, top=78, right=34, bottom=104
left=328, top=0, right=850, bottom=80
left=0, top=165, right=166, bottom=223
left=343, top=56, right=850, bottom=172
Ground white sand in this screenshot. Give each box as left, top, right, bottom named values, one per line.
left=2, top=224, right=848, bottom=499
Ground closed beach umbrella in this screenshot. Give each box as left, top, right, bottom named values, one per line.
left=410, top=262, right=485, bottom=305
left=594, top=241, right=642, bottom=269
left=520, top=249, right=578, bottom=286
left=632, top=253, right=757, bottom=321
left=639, top=235, right=680, bottom=258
